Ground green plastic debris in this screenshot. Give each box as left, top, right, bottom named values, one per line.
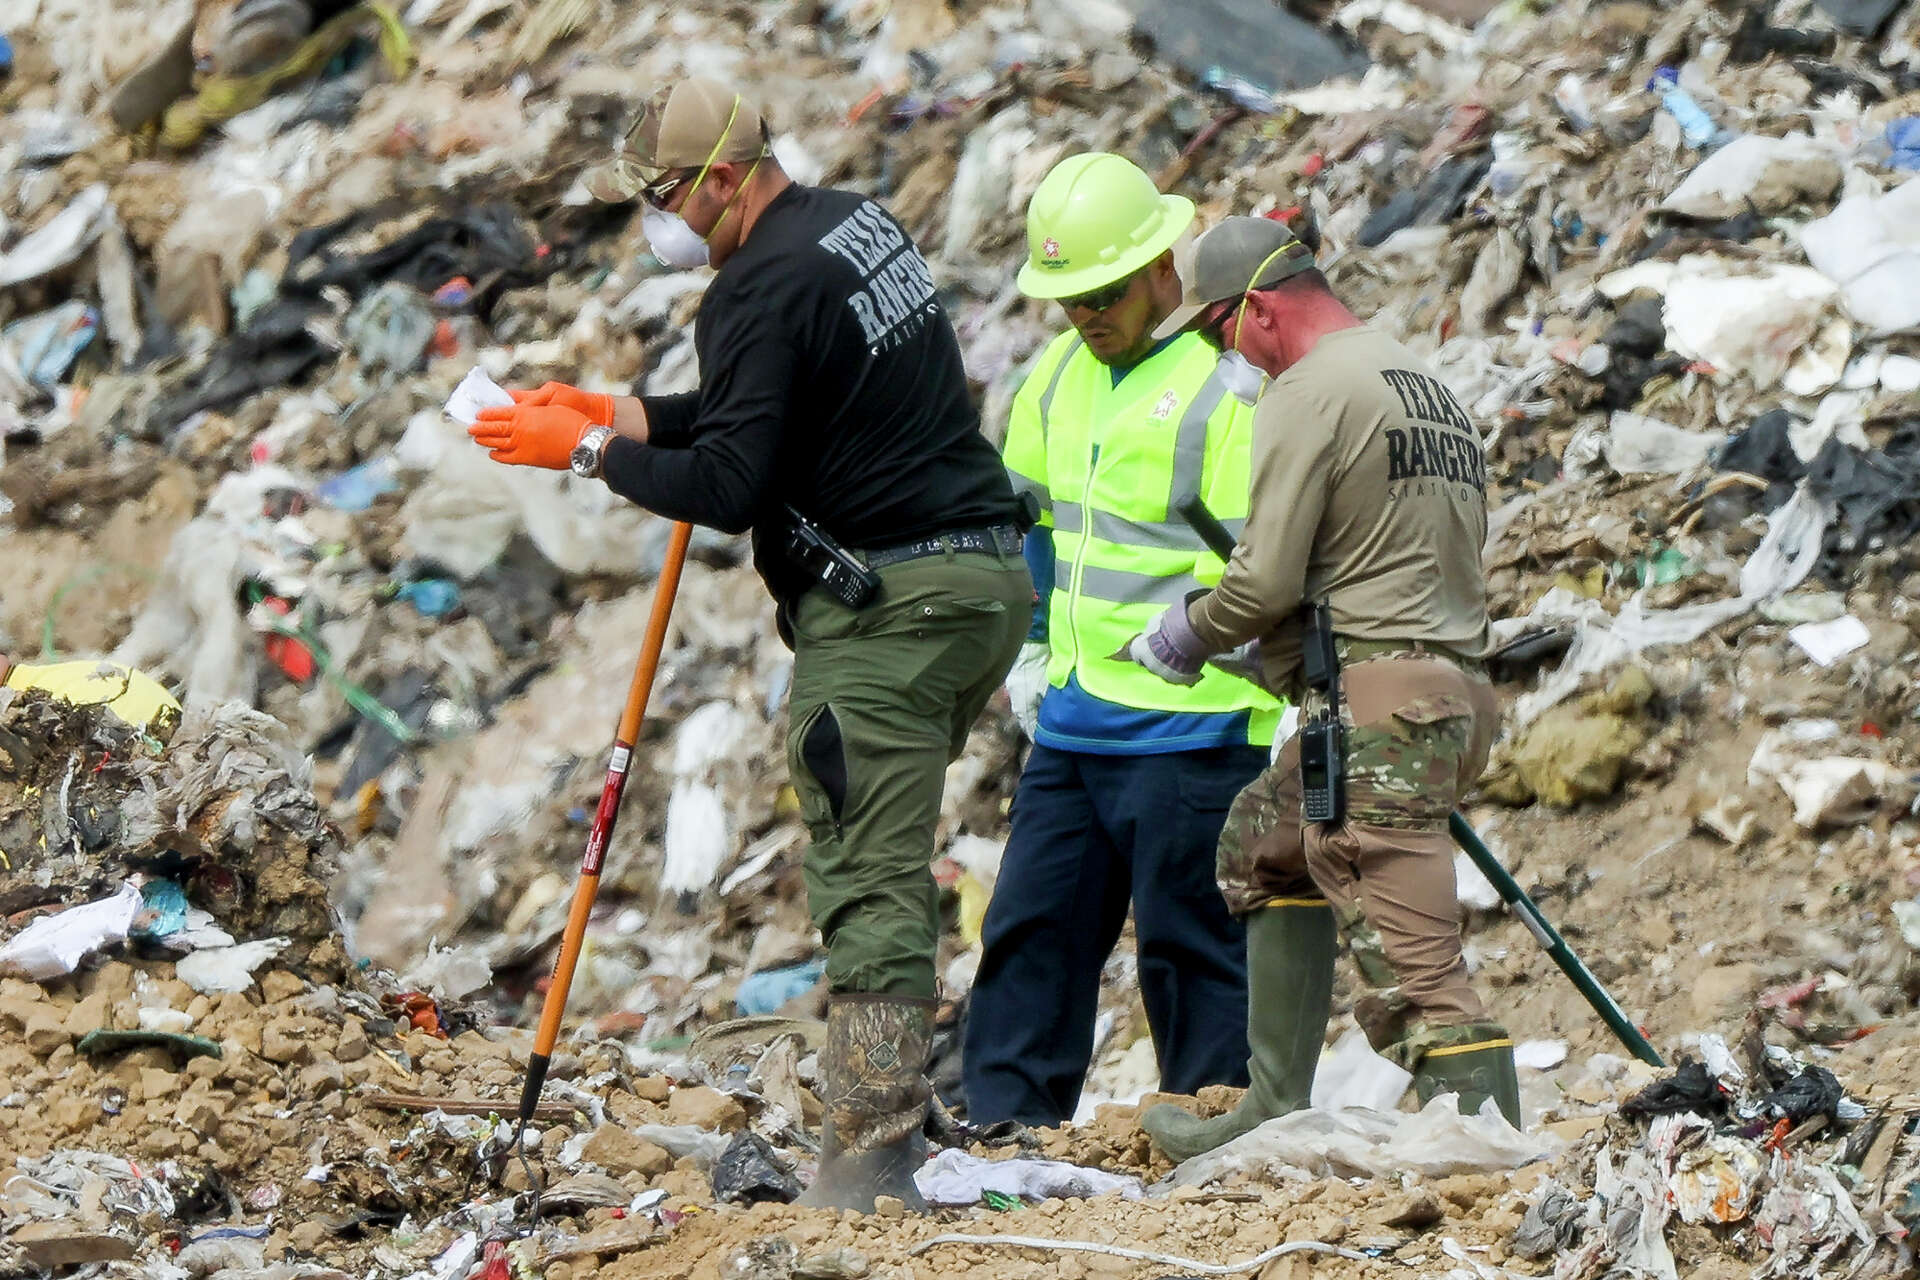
left=1634, top=544, right=1696, bottom=587
left=75, top=1030, right=222, bottom=1062
left=981, top=1190, right=1023, bottom=1211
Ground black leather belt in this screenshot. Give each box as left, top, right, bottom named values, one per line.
left=859, top=524, right=1023, bottom=570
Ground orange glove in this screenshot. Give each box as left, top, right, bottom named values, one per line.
left=508, top=381, right=615, bottom=427
left=469, top=403, right=593, bottom=470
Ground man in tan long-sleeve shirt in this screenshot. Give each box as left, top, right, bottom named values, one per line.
left=1124, top=218, right=1518, bottom=1160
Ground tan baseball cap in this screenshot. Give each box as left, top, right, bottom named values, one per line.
left=1153, top=216, right=1317, bottom=340
left=584, top=76, right=770, bottom=203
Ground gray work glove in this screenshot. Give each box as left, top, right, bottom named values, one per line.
left=1004, top=641, right=1051, bottom=740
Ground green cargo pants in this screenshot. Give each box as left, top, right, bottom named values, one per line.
left=787, top=546, right=1032, bottom=999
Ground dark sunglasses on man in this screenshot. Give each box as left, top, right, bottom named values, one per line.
left=1058, top=268, right=1141, bottom=314
left=641, top=168, right=696, bottom=207
left=1195, top=296, right=1243, bottom=348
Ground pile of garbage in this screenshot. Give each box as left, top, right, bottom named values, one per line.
left=9, top=0, right=1920, bottom=1272
left=0, top=688, right=346, bottom=982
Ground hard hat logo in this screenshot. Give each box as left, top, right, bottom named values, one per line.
left=1017, top=151, right=1194, bottom=301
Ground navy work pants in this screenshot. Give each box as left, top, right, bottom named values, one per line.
left=962, top=744, right=1260, bottom=1126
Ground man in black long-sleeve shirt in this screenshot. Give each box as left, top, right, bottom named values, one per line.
left=467, top=77, right=1031, bottom=1213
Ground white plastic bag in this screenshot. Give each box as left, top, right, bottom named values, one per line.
left=915, top=1148, right=1144, bottom=1205
left=1310, top=1028, right=1413, bottom=1112
left=1661, top=258, right=1838, bottom=388
left=1660, top=134, right=1840, bottom=219
left=1799, top=176, right=1920, bottom=334
left=1603, top=411, right=1724, bottom=475
left=175, top=936, right=291, bottom=994
left=1168, top=1094, right=1557, bottom=1186
left=0, top=881, right=143, bottom=980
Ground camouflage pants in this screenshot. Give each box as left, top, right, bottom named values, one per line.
left=1217, top=650, right=1503, bottom=1070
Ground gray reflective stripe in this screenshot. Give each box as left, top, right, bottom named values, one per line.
left=1168, top=369, right=1227, bottom=509
left=1006, top=464, right=1047, bottom=513
left=1077, top=565, right=1195, bottom=608
left=1036, top=336, right=1085, bottom=431
left=1052, top=499, right=1085, bottom=534
left=1089, top=510, right=1210, bottom=552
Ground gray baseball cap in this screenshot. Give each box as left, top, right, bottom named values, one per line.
left=1154, top=216, right=1317, bottom=340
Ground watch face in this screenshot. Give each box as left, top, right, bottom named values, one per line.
left=572, top=429, right=610, bottom=476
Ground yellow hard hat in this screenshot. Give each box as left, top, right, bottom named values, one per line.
left=1017, top=152, right=1195, bottom=300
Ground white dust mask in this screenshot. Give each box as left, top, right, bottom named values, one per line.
left=1216, top=350, right=1266, bottom=406
left=642, top=206, right=712, bottom=270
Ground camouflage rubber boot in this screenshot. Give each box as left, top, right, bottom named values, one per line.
left=1412, top=1031, right=1522, bottom=1129
left=799, top=994, right=934, bottom=1213
left=1141, top=901, right=1336, bottom=1163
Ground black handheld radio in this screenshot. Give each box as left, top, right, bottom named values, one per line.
left=784, top=507, right=882, bottom=610
left=1299, top=600, right=1346, bottom=826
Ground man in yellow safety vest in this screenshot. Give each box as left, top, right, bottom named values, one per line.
left=962, top=153, right=1286, bottom=1126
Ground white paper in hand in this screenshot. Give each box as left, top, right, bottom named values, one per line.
left=444, top=367, right=513, bottom=426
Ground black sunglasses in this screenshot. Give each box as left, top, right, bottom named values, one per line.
left=1195, top=297, right=1241, bottom=346
left=1059, top=269, right=1141, bottom=313
left=641, top=169, right=696, bottom=207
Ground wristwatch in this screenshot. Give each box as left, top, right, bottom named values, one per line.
left=570, top=426, right=615, bottom=479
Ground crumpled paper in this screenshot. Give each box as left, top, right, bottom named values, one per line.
left=443, top=366, right=514, bottom=426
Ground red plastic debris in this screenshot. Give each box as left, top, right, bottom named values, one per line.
left=259, top=598, right=316, bottom=684
left=1300, top=152, right=1326, bottom=178
left=382, top=991, right=449, bottom=1039
left=1763, top=1116, right=1794, bottom=1152
left=476, top=1241, right=511, bottom=1280
left=593, top=1010, right=649, bottom=1037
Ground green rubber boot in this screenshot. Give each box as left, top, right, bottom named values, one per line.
left=799, top=995, right=933, bottom=1213
left=1413, top=1034, right=1522, bottom=1129
left=1141, top=901, right=1337, bottom=1163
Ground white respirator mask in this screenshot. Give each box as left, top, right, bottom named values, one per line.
left=642, top=206, right=714, bottom=270
left=1215, top=350, right=1266, bottom=406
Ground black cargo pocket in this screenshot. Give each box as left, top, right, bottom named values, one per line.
left=802, top=705, right=849, bottom=822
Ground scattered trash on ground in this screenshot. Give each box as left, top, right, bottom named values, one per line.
left=7, top=0, right=1920, bottom=1274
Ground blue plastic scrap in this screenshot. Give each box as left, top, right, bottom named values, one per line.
left=1648, top=68, right=1727, bottom=150
left=4, top=302, right=99, bottom=388
left=395, top=578, right=461, bottom=617
left=315, top=458, right=401, bottom=511
left=736, top=958, right=828, bottom=1016
left=1888, top=118, right=1920, bottom=171
left=134, top=879, right=190, bottom=939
